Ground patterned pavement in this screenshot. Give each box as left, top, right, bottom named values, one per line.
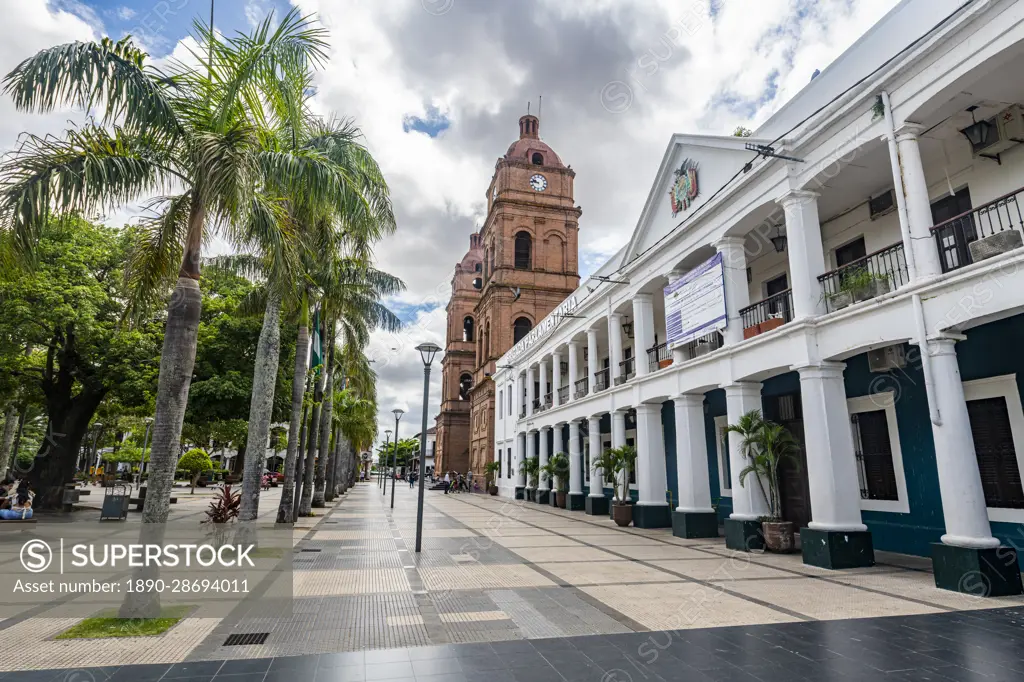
left=4, top=481, right=1024, bottom=675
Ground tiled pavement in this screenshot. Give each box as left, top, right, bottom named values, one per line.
left=5, top=482, right=1024, bottom=680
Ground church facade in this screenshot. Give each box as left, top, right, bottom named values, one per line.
left=435, top=114, right=581, bottom=478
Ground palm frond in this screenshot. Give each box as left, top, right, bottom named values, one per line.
left=123, top=192, right=191, bottom=322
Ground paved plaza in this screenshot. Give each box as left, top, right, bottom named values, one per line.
left=4, top=482, right=1024, bottom=680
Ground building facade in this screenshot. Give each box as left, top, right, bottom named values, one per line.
left=436, top=114, right=582, bottom=477
left=494, top=0, right=1024, bottom=596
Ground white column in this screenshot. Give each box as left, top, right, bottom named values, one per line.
left=796, top=363, right=868, bottom=531
left=587, top=327, right=599, bottom=394
left=516, top=372, right=524, bottom=418
left=552, top=351, right=563, bottom=406
left=715, top=237, right=750, bottom=346
left=928, top=336, right=999, bottom=548
left=632, top=294, right=655, bottom=377
left=895, top=124, right=944, bottom=279
left=539, top=359, right=549, bottom=407
left=724, top=382, right=769, bottom=519
left=568, top=419, right=584, bottom=495
left=778, top=190, right=827, bottom=320
left=568, top=341, right=580, bottom=401
left=609, top=312, right=624, bottom=383
left=538, top=426, right=550, bottom=491
left=526, top=365, right=536, bottom=416
left=525, top=429, right=537, bottom=489
left=612, top=409, right=627, bottom=502
left=635, top=403, right=668, bottom=507
left=515, top=432, right=526, bottom=488
left=673, top=394, right=715, bottom=513
left=588, top=415, right=604, bottom=497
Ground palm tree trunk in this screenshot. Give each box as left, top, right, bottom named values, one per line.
left=292, top=388, right=311, bottom=520
left=299, top=338, right=325, bottom=516
left=325, top=423, right=339, bottom=501
left=0, top=405, right=18, bottom=474
left=312, top=335, right=335, bottom=507
left=276, top=319, right=309, bottom=524
left=239, top=289, right=283, bottom=522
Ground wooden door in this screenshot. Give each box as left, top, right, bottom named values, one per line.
left=765, top=394, right=812, bottom=529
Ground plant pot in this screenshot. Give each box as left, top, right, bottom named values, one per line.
left=658, top=358, right=674, bottom=370
left=612, top=503, right=633, bottom=527
left=761, top=521, right=795, bottom=552
left=556, top=491, right=567, bottom=508
left=743, top=324, right=761, bottom=340
left=488, top=485, right=498, bottom=496
left=853, top=278, right=891, bottom=303
left=829, top=291, right=853, bottom=310
left=759, top=317, right=785, bottom=334
left=969, top=229, right=1024, bottom=262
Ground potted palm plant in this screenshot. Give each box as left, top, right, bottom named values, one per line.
left=484, top=461, right=501, bottom=496
left=728, top=410, right=800, bottom=552
left=520, top=456, right=539, bottom=502
left=546, top=452, right=570, bottom=508
left=595, top=445, right=637, bottom=527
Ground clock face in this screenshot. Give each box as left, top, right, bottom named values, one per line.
left=529, top=174, right=548, bottom=192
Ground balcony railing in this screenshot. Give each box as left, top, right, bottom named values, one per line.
left=740, top=289, right=794, bottom=338
left=932, top=187, right=1024, bottom=273
left=616, top=357, right=635, bottom=385
left=543, top=393, right=553, bottom=409
left=519, top=407, right=526, bottom=419
left=647, top=343, right=671, bottom=373
left=532, top=398, right=541, bottom=412
left=573, top=377, right=589, bottom=400
left=818, top=241, right=908, bottom=313
left=678, top=331, right=724, bottom=360
left=594, top=368, right=610, bottom=392
left=557, top=385, right=569, bottom=403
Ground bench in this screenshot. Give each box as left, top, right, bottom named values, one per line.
left=129, top=496, right=177, bottom=511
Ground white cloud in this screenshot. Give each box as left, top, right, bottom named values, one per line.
left=115, top=6, right=136, bottom=20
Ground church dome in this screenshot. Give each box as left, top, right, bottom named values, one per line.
left=504, top=114, right=564, bottom=167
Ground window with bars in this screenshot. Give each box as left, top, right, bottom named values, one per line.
left=967, top=397, right=1024, bottom=509
left=514, top=232, right=532, bottom=270
left=851, top=410, right=899, bottom=501
left=506, top=449, right=512, bottom=479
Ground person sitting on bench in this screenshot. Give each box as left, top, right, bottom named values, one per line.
left=0, top=485, right=33, bottom=520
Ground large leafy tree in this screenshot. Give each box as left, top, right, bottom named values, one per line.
left=0, top=11, right=356, bottom=525
left=0, top=217, right=161, bottom=505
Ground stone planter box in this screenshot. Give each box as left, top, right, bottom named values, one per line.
left=969, top=229, right=1024, bottom=263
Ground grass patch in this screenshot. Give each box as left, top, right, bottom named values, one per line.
left=55, top=605, right=193, bottom=640
left=249, top=547, right=284, bottom=558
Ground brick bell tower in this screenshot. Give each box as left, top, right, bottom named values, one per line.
left=458, top=112, right=581, bottom=480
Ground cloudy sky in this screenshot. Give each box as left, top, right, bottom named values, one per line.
left=3, top=0, right=901, bottom=445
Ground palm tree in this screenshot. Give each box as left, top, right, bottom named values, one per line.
left=0, top=11, right=353, bottom=525
left=729, top=410, right=799, bottom=521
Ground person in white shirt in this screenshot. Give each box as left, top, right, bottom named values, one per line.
left=443, top=471, right=450, bottom=495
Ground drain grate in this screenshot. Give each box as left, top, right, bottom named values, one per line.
left=300, top=548, right=322, bottom=553
left=223, top=632, right=269, bottom=646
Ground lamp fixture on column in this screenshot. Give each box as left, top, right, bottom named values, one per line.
left=770, top=225, right=788, bottom=253
left=621, top=320, right=634, bottom=339
left=960, top=106, right=995, bottom=152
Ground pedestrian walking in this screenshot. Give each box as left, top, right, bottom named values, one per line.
left=443, top=471, right=450, bottom=494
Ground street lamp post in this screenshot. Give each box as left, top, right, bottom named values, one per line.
left=380, top=430, right=392, bottom=491
left=390, top=408, right=404, bottom=510
left=414, top=342, right=441, bottom=553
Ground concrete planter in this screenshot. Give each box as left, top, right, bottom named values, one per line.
left=488, top=486, right=498, bottom=496
left=762, top=521, right=795, bottom=552
left=555, top=491, right=567, bottom=508
left=853, top=278, right=891, bottom=303
left=969, top=230, right=1024, bottom=263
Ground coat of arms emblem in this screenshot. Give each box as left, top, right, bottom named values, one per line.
left=669, top=159, right=699, bottom=217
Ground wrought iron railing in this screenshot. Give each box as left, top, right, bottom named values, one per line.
left=647, top=343, right=671, bottom=373
left=532, top=398, right=541, bottom=412
left=678, top=331, right=723, bottom=360
left=558, top=385, right=569, bottom=403
left=594, top=368, right=610, bottom=392
left=543, top=392, right=553, bottom=409
left=617, top=357, right=635, bottom=385
left=740, top=289, right=794, bottom=331
left=573, top=378, right=589, bottom=400
left=519, top=407, right=526, bottom=419
left=932, top=187, right=1024, bottom=272
left=818, top=242, right=908, bottom=313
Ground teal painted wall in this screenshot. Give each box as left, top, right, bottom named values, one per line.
left=704, top=389, right=730, bottom=520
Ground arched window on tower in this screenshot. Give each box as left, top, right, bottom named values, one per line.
left=531, top=152, right=544, bottom=165
left=463, top=316, right=475, bottom=342
left=513, top=317, right=532, bottom=344
left=514, top=232, right=532, bottom=270
left=459, top=373, right=473, bottom=401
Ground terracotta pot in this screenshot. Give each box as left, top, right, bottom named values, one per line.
left=556, top=491, right=567, bottom=508
left=612, top=503, right=633, bottom=527
left=761, top=521, right=795, bottom=552
left=488, top=486, right=498, bottom=496
left=658, top=358, right=674, bottom=369
left=743, top=324, right=761, bottom=340
left=759, top=317, right=786, bottom=334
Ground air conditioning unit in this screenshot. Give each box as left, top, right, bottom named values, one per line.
left=867, top=344, right=907, bottom=373
left=997, top=105, right=1024, bottom=144
left=869, top=190, right=895, bottom=221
